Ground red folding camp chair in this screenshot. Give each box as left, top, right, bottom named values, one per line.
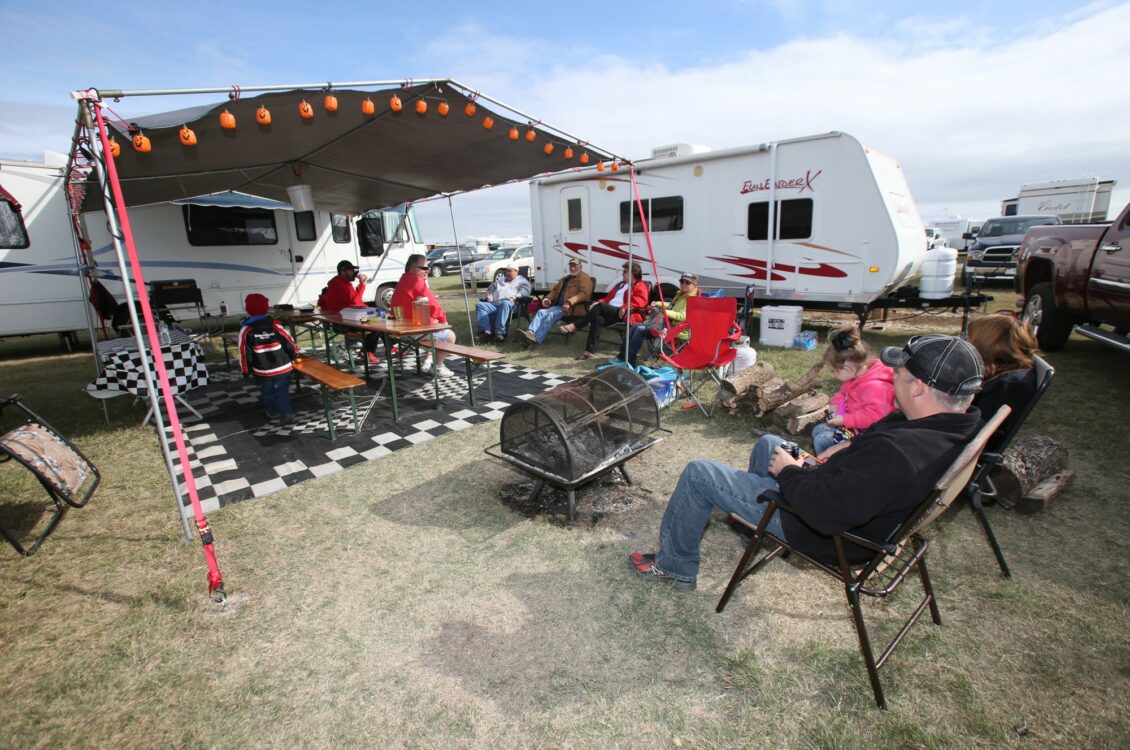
left=658, top=296, right=741, bottom=416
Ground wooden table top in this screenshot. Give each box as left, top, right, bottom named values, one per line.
left=313, top=312, right=451, bottom=337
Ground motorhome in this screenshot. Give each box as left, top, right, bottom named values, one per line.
left=1001, top=178, right=1117, bottom=224
left=529, top=132, right=927, bottom=308
left=0, top=158, right=429, bottom=338
left=929, top=217, right=982, bottom=251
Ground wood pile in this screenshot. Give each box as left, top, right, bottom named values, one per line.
left=989, top=434, right=1074, bottom=514
left=715, top=362, right=830, bottom=435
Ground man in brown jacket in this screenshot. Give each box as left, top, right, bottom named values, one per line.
left=521, top=257, right=594, bottom=348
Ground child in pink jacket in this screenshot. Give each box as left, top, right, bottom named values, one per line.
left=812, top=325, right=896, bottom=456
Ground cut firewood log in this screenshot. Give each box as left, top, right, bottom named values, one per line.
left=988, top=435, right=1069, bottom=511
left=787, top=406, right=829, bottom=436
left=716, top=362, right=778, bottom=409
left=775, top=390, right=830, bottom=419
left=757, top=363, right=825, bottom=414
left=1014, top=470, right=1075, bottom=515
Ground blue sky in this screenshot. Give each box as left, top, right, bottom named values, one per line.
left=2, top=0, right=1127, bottom=240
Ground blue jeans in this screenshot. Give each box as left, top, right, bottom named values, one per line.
left=655, top=435, right=788, bottom=583
left=811, top=422, right=846, bottom=455
left=626, top=322, right=656, bottom=365
left=475, top=300, right=515, bottom=335
left=527, top=305, right=565, bottom=343
left=259, top=375, right=292, bottom=417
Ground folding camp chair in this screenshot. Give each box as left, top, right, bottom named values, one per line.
left=148, top=279, right=222, bottom=342
left=966, top=355, right=1055, bottom=576
left=657, top=296, right=741, bottom=416
left=0, top=395, right=100, bottom=556
left=716, top=405, right=1010, bottom=709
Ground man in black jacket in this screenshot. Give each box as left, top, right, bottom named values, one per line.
left=629, top=334, right=985, bottom=591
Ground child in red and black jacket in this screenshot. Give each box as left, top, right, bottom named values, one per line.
left=238, top=293, right=297, bottom=424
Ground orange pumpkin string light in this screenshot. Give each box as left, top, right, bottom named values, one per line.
left=579, top=152, right=590, bottom=165
left=482, top=116, right=494, bottom=130
left=361, top=98, right=376, bottom=116
left=256, top=106, right=272, bottom=125
left=219, top=110, right=236, bottom=129
left=543, top=142, right=554, bottom=155
left=390, top=94, right=403, bottom=112
left=437, top=101, right=450, bottom=116
left=464, top=101, right=476, bottom=117
left=564, top=146, right=574, bottom=160
left=611, top=160, right=620, bottom=172
left=298, top=100, right=314, bottom=119
left=324, top=94, right=338, bottom=112
left=179, top=126, right=197, bottom=147
left=108, top=138, right=121, bottom=158
left=525, top=128, right=536, bottom=142
left=508, top=126, right=520, bottom=141
left=597, top=161, right=606, bottom=172
left=415, top=99, right=427, bottom=115
left=132, top=132, right=152, bottom=153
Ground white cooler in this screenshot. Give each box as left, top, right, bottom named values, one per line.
left=759, top=305, right=804, bottom=347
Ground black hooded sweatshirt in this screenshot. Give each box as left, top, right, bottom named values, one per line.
left=775, top=408, right=982, bottom=564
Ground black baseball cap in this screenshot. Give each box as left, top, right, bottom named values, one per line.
left=879, top=334, right=984, bottom=396
left=337, top=260, right=359, bottom=273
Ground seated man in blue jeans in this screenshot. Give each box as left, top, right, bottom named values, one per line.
left=475, top=264, right=531, bottom=342
left=629, top=334, right=985, bottom=591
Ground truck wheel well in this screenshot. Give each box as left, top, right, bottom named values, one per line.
left=1021, top=259, right=1054, bottom=298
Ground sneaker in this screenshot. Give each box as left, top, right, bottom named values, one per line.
left=277, top=414, right=295, bottom=426
left=432, top=363, right=455, bottom=378
left=627, top=554, right=695, bottom=591
left=477, top=330, right=493, bottom=340
left=521, top=329, right=537, bottom=344
left=494, top=333, right=508, bottom=342
left=421, top=353, right=433, bottom=372
left=367, top=352, right=382, bottom=365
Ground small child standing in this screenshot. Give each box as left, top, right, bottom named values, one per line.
left=239, top=293, right=298, bottom=424
left=812, top=325, right=896, bottom=455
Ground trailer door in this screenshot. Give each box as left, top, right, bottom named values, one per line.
left=559, top=186, right=591, bottom=279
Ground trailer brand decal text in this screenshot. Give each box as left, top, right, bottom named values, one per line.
left=739, top=169, right=822, bottom=195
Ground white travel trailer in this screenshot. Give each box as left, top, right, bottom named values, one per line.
left=1001, top=177, right=1117, bottom=224
left=529, top=132, right=927, bottom=308
left=0, top=158, right=429, bottom=338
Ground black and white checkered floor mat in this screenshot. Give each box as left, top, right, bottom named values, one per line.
left=163, top=358, right=569, bottom=511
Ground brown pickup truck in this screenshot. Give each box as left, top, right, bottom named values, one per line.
left=1016, top=201, right=1130, bottom=351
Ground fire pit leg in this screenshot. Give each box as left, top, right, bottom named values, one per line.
left=567, top=489, right=576, bottom=523
left=619, top=464, right=634, bottom=486
left=527, top=479, right=545, bottom=504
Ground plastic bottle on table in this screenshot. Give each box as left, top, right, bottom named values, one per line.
left=219, top=300, right=228, bottom=317
left=158, top=319, right=172, bottom=346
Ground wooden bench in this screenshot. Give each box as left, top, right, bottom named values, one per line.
left=293, top=357, right=367, bottom=440
left=432, top=341, right=507, bottom=407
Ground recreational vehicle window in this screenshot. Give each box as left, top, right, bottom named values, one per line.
left=0, top=190, right=29, bottom=249
left=182, top=205, right=278, bottom=246
left=619, top=196, right=684, bottom=233
left=357, top=214, right=386, bottom=256
left=330, top=213, right=351, bottom=244
left=746, top=198, right=814, bottom=241
left=293, top=210, right=317, bottom=241
left=567, top=198, right=583, bottom=231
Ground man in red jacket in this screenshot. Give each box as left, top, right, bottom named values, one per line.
left=318, top=260, right=367, bottom=313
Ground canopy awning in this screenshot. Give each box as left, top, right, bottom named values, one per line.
left=81, top=81, right=617, bottom=215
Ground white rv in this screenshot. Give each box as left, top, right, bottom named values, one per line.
left=1000, top=178, right=1117, bottom=224
left=529, top=132, right=927, bottom=307
left=929, top=217, right=981, bottom=251
left=0, top=158, right=429, bottom=338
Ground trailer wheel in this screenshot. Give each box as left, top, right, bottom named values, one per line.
left=1021, top=282, right=1072, bottom=351
left=376, top=285, right=396, bottom=309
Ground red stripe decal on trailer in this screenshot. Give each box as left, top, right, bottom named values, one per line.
left=707, top=255, right=848, bottom=279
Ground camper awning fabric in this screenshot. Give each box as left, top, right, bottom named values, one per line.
left=171, top=191, right=292, bottom=210
left=82, top=82, right=612, bottom=214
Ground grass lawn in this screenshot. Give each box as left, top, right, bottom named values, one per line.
left=1, top=279, right=1127, bottom=748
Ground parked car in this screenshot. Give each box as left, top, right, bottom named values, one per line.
left=963, top=214, right=1061, bottom=284
left=1016, top=201, right=1130, bottom=351
left=924, top=227, right=947, bottom=250
left=425, top=246, right=487, bottom=277
left=462, top=244, right=535, bottom=285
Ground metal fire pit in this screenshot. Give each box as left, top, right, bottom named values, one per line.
left=485, top=367, right=670, bottom=521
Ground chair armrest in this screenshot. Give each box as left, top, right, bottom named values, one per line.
left=663, top=320, right=692, bottom=343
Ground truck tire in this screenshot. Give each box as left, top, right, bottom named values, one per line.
left=1021, top=282, right=1072, bottom=351
left=430, top=265, right=443, bottom=278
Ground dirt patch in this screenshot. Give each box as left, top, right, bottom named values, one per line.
left=498, top=470, right=657, bottom=529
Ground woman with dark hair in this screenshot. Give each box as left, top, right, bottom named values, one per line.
left=561, top=261, right=649, bottom=360
left=967, top=313, right=1039, bottom=445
